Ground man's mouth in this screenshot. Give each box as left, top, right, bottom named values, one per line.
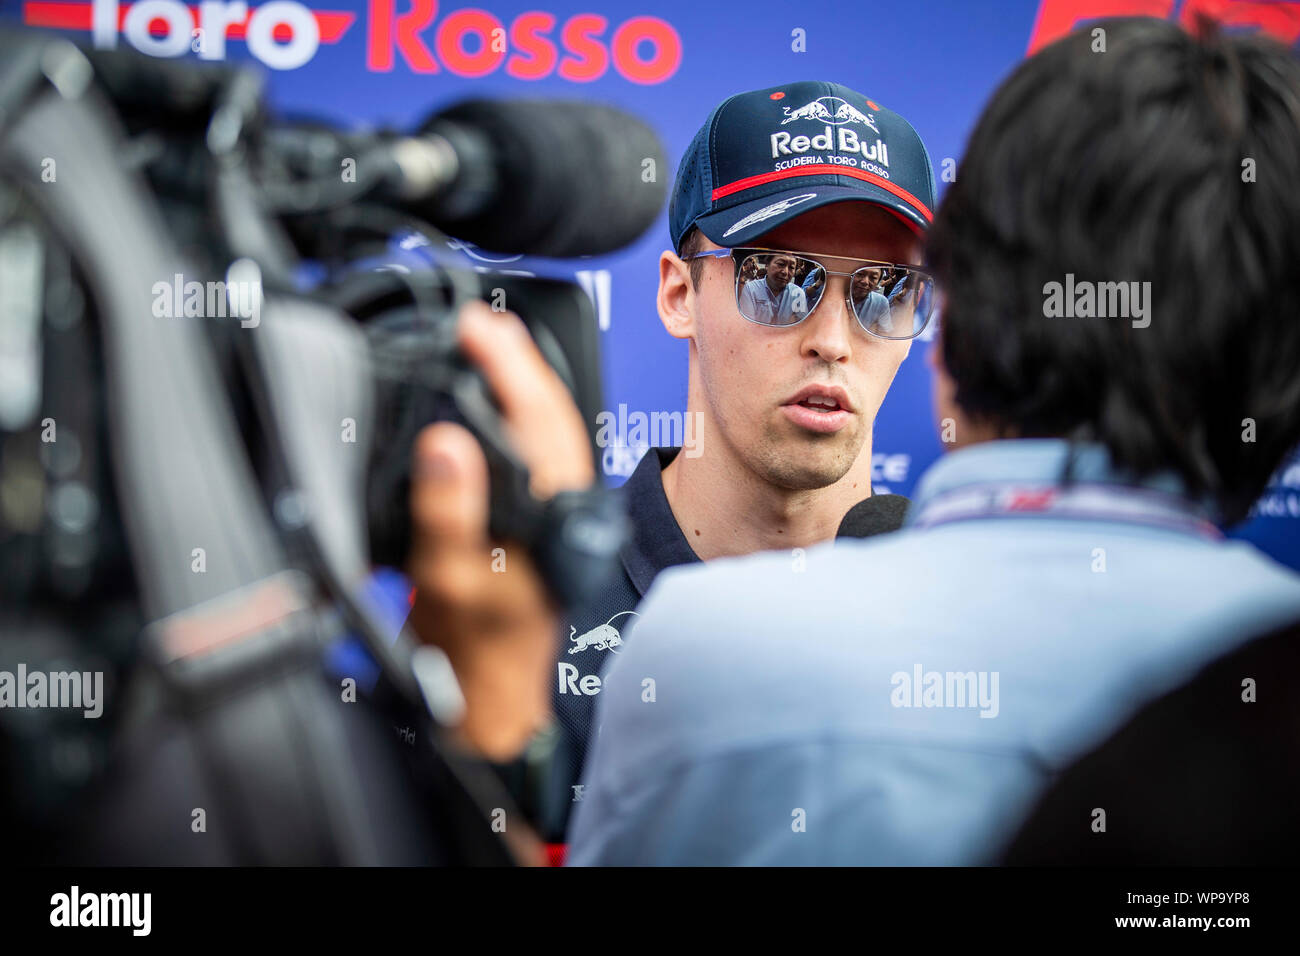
left=781, top=386, right=853, bottom=434
left=796, top=395, right=842, bottom=412
left=784, top=385, right=853, bottom=412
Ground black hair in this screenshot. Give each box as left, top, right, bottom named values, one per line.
left=678, top=225, right=708, bottom=289
left=1003, top=616, right=1300, bottom=865
left=926, top=17, right=1300, bottom=523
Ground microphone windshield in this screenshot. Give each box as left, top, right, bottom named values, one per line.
left=420, top=99, right=668, bottom=258
left=836, top=494, right=910, bottom=539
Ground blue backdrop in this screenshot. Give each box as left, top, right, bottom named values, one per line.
left=11, top=0, right=1300, bottom=568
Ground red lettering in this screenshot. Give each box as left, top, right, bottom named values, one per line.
left=1180, top=0, right=1300, bottom=46
left=367, top=0, right=438, bottom=73
left=558, top=13, right=607, bottom=82
left=1026, top=0, right=1173, bottom=55
left=611, top=16, right=681, bottom=84
left=507, top=11, right=557, bottom=80
left=1006, top=490, right=1056, bottom=511
left=362, top=3, right=683, bottom=82
left=368, top=0, right=394, bottom=70
left=436, top=8, right=506, bottom=76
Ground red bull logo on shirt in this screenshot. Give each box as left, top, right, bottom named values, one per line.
left=567, top=611, right=636, bottom=655
left=558, top=611, right=637, bottom=696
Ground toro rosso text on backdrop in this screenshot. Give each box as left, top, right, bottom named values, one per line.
left=22, top=0, right=683, bottom=80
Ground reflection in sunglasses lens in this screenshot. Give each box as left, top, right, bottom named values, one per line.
left=736, top=253, right=933, bottom=336
left=738, top=254, right=822, bottom=326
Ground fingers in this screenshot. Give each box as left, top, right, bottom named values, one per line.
left=408, top=421, right=490, bottom=600
left=407, top=418, right=553, bottom=623
left=456, top=301, right=551, bottom=414
left=403, top=300, right=591, bottom=761
left=406, top=417, right=557, bottom=760
left=456, top=300, right=594, bottom=499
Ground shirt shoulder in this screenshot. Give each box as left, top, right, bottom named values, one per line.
left=587, top=527, right=1300, bottom=776
left=581, top=541, right=886, bottom=775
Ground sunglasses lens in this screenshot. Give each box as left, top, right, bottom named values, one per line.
left=731, top=252, right=937, bottom=338
left=851, top=267, right=936, bottom=339
left=736, top=253, right=824, bottom=326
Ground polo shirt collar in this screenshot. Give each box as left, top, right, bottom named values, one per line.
left=620, top=447, right=702, bottom=597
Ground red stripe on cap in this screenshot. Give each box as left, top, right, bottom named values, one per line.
left=880, top=204, right=927, bottom=239
left=712, top=165, right=933, bottom=223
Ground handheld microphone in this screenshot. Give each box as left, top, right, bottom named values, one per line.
left=836, top=494, right=911, bottom=539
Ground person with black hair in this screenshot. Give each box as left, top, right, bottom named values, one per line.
left=1002, top=615, right=1300, bottom=865
left=566, top=17, right=1300, bottom=865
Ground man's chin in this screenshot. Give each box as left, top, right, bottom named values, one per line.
left=759, top=437, right=861, bottom=491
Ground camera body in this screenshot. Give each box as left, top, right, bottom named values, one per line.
left=0, top=30, right=656, bottom=863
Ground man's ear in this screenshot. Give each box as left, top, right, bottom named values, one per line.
left=658, top=250, right=696, bottom=340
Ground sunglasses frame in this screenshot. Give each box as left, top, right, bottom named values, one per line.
left=681, top=246, right=936, bottom=340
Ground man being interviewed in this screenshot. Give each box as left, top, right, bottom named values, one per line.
left=568, top=20, right=1300, bottom=865
left=546, top=81, right=938, bottom=837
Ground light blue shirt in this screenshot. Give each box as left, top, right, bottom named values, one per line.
left=567, top=439, right=1300, bottom=865
left=739, top=277, right=807, bottom=324
left=854, top=290, right=891, bottom=332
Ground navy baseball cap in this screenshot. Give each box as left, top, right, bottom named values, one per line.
left=669, top=80, right=936, bottom=253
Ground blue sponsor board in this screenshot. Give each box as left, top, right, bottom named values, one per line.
left=12, top=0, right=1298, bottom=571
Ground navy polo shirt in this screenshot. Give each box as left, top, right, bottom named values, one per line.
left=543, top=444, right=909, bottom=842
left=550, top=447, right=700, bottom=815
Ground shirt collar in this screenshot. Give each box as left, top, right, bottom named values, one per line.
left=906, top=438, right=1216, bottom=531
left=620, top=446, right=702, bottom=597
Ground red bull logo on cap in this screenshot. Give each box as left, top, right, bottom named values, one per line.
left=771, top=127, right=890, bottom=168
left=769, top=93, right=889, bottom=175
left=781, top=95, right=880, bottom=134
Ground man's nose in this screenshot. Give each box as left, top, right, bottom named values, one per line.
left=798, top=276, right=855, bottom=364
